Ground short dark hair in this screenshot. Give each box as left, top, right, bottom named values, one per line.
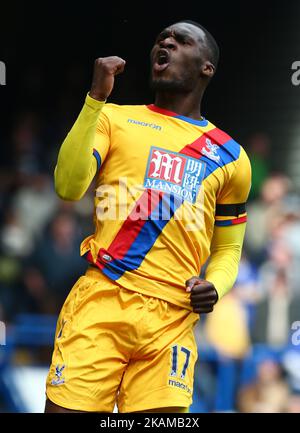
left=179, top=20, right=220, bottom=68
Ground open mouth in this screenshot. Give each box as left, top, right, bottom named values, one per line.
left=153, top=49, right=170, bottom=72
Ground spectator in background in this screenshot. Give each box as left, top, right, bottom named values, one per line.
left=0, top=112, right=43, bottom=228
left=245, top=173, right=292, bottom=265
left=11, top=172, right=58, bottom=242
left=237, top=355, right=289, bottom=413
left=272, top=195, right=300, bottom=297
left=20, top=211, right=87, bottom=315
left=204, top=287, right=250, bottom=360
left=232, top=253, right=260, bottom=332
left=10, top=111, right=43, bottom=175
left=0, top=207, right=34, bottom=320
left=0, top=207, right=34, bottom=258
left=0, top=109, right=58, bottom=242
left=251, top=239, right=300, bottom=347
left=247, top=133, right=270, bottom=201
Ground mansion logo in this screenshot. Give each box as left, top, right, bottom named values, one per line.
left=144, top=146, right=206, bottom=204
left=94, top=148, right=207, bottom=231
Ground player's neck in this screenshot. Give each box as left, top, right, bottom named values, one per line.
left=154, top=92, right=203, bottom=120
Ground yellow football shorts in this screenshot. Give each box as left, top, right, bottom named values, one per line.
left=46, top=267, right=199, bottom=412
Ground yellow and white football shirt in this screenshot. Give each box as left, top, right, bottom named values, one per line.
left=75, top=95, right=252, bottom=310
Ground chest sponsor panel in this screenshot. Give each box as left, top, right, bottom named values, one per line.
left=144, top=146, right=206, bottom=204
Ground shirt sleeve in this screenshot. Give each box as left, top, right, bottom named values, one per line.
left=205, top=223, right=247, bottom=300
left=54, top=93, right=111, bottom=201
left=89, top=94, right=111, bottom=171
left=205, top=146, right=251, bottom=300
left=215, top=146, right=252, bottom=226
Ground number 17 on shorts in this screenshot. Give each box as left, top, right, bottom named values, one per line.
left=168, top=344, right=194, bottom=396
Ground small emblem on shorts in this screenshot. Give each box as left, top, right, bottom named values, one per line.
left=51, top=364, right=65, bottom=386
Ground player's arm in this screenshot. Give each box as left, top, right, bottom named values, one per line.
left=54, top=56, right=126, bottom=201
left=186, top=224, right=246, bottom=313
left=186, top=147, right=252, bottom=313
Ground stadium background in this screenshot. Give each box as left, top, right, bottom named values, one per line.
left=1, top=0, right=300, bottom=412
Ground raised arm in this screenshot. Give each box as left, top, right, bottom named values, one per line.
left=54, top=56, right=126, bottom=201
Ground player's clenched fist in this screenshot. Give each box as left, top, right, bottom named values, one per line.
left=186, top=276, right=218, bottom=314
left=89, top=56, right=126, bottom=101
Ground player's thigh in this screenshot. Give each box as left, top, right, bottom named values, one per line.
left=118, top=308, right=198, bottom=412
left=46, top=275, right=128, bottom=412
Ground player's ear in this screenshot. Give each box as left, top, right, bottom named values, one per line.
left=201, top=61, right=215, bottom=78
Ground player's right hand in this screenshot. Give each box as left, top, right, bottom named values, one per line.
left=89, top=56, right=126, bottom=101
left=186, top=276, right=218, bottom=314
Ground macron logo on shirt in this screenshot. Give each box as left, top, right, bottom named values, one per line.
left=127, top=118, right=162, bottom=131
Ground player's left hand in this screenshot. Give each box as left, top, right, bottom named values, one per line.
left=186, top=277, right=218, bottom=314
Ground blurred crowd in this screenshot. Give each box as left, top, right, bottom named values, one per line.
left=1, top=109, right=300, bottom=413
left=0, top=108, right=95, bottom=319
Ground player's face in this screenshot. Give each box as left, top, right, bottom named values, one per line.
left=150, top=23, right=207, bottom=93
